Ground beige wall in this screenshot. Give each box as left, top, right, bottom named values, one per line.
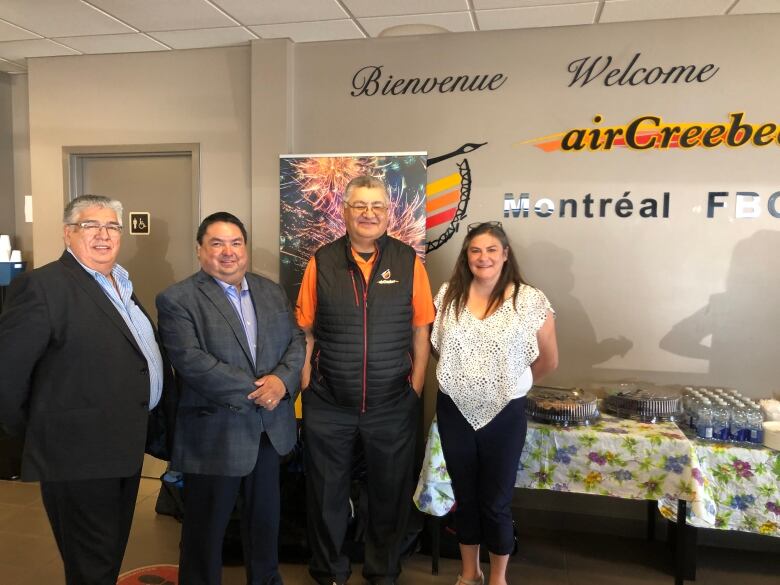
left=27, top=46, right=252, bottom=267
left=10, top=74, right=32, bottom=265
left=0, top=73, right=13, bottom=236
left=250, top=39, right=293, bottom=279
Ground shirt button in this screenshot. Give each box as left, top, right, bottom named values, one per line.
left=140, top=400, right=149, bottom=408
left=140, top=367, right=149, bottom=375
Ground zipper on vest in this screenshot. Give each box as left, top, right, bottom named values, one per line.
left=349, top=245, right=383, bottom=414
left=361, top=285, right=368, bottom=413
left=349, top=269, right=360, bottom=307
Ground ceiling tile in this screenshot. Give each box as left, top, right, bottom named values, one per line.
left=475, top=0, right=592, bottom=8
left=0, top=58, right=26, bottom=73
left=478, top=2, right=597, bottom=30
left=150, top=26, right=255, bottom=49
left=53, top=33, right=168, bottom=54
left=731, top=0, right=780, bottom=15
left=359, top=12, right=475, bottom=37
left=88, top=0, right=235, bottom=32
left=212, top=0, right=347, bottom=25
left=0, top=39, right=80, bottom=62
left=0, top=18, right=39, bottom=42
left=600, top=0, right=733, bottom=23
left=250, top=19, right=363, bottom=42
left=0, top=0, right=133, bottom=37
left=343, top=0, right=468, bottom=18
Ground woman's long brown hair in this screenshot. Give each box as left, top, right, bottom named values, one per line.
left=440, top=222, right=528, bottom=319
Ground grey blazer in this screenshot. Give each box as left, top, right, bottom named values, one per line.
left=156, top=270, right=305, bottom=476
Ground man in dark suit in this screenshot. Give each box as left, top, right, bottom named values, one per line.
left=0, top=195, right=173, bottom=585
left=156, top=212, right=305, bottom=585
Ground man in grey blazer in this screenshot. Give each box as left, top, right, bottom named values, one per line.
left=156, top=212, right=305, bottom=585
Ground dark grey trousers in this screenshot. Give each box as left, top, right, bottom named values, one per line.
left=302, top=387, right=419, bottom=585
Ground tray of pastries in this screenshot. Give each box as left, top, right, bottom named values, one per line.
left=526, top=386, right=600, bottom=426
left=764, top=421, right=780, bottom=451
left=603, top=383, right=683, bottom=423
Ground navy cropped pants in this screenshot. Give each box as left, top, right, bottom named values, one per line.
left=436, top=390, right=527, bottom=555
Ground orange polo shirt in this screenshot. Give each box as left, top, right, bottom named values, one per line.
left=295, top=248, right=435, bottom=330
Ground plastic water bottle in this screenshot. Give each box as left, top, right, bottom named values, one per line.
left=682, top=391, right=697, bottom=428
left=747, top=406, right=764, bottom=444
left=688, top=395, right=702, bottom=429
left=712, top=400, right=731, bottom=441
left=730, top=403, right=749, bottom=443
left=696, top=399, right=714, bottom=440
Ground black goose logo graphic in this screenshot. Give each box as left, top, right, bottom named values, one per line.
left=425, top=142, right=487, bottom=253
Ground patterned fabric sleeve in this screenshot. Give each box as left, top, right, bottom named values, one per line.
left=526, top=286, right=554, bottom=332
left=430, top=282, right=449, bottom=353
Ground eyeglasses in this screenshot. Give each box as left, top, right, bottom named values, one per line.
left=344, top=201, right=389, bottom=214
left=67, top=221, right=123, bottom=236
left=466, top=221, right=503, bottom=233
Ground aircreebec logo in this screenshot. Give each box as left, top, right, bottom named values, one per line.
left=524, top=112, right=780, bottom=152
left=377, top=269, right=399, bottom=285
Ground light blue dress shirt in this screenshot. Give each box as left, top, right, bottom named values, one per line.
left=212, top=275, right=257, bottom=366
left=67, top=249, right=164, bottom=409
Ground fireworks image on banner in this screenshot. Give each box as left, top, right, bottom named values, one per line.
left=279, top=154, right=427, bottom=302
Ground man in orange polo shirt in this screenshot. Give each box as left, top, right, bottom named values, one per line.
left=296, top=175, right=434, bottom=585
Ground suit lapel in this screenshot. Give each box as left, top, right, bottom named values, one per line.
left=196, top=271, right=255, bottom=368
left=59, top=252, right=144, bottom=357
left=246, top=274, right=266, bottom=359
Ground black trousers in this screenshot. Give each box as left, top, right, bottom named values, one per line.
left=40, top=470, right=141, bottom=585
left=179, top=432, right=282, bottom=585
left=302, top=387, right=419, bottom=585
left=437, top=391, right=527, bottom=555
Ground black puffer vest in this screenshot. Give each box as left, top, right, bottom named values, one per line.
left=311, top=234, right=415, bottom=410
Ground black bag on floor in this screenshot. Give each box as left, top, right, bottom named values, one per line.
left=154, top=473, right=184, bottom=521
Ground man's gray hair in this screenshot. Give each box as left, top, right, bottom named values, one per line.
left=63, top=195, right=124, bottom=226
left=343, top=175, right=389, bottom=204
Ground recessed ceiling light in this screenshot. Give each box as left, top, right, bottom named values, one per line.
left=378, top=24, right=449, bottom=37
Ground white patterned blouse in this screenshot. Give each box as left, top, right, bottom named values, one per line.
left=431, top=282, right=553, bottom=430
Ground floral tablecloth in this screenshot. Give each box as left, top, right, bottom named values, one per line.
left=415, top=413, right=710, bottom=524
left=658, top=439, right=780, bottom=537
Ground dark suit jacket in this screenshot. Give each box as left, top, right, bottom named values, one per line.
left=156, top=270, right=305, bottom=477
left=0, top=252, right=175, bottom=482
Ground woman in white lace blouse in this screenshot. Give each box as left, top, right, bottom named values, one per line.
left=432, top=221, right=558, bottom=585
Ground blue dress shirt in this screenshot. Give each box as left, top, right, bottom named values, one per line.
left=67, top=249, right=164, bottom=410
left=212, top=275, right=257, bottom=366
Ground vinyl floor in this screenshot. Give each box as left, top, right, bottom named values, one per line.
left=0, top=478, right=778, bottom=585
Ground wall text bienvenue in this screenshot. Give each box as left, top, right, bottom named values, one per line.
left=350, top=65, right=507, bottom=97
